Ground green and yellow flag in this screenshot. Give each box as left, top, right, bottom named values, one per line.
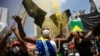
left=69, top=17, right=84, bottom=32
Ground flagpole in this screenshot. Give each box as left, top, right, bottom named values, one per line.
left=12, top=4, right=22, bottom=26
left=57, top=14, right=63, bottom=56
left=21, top=11, right=27, bottom=27
left=58, top=14, right=63, bottom=38
left=17, top=4, right=22, bottom=16
left=59, top=16, right=63, bottom=38
left=12, top=4, right=27, bottom=27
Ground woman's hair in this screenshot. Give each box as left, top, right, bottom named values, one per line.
left=92, top=23, right=100, bottom=36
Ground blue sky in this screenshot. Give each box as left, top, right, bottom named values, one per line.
left=0, top=0, right=34, bottom=37
left=61, top=0, right=90, bottom=11
left=0, top=0, right=94, bottom=37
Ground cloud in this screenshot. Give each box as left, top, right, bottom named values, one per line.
left=60, top=0, right=67, bottom=4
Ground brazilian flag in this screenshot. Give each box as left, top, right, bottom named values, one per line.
left=69, top=17, right=84, bottom=32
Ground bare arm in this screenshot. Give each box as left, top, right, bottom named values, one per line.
left=0, top=28, right=12, bottom=56
left=54, top=33, right=73, bottom=44
left=85, top=30, right=92, bottom=39
left=59, top=32, right=82, bottom=44
left=1, top=28, right=12, bottom=48
left=18, top=21, right=37, bottom=44
left=11, top=26, right=28, bottom=53
left=12, top=15, right=36, bottom=44
left=60, top=33, right=73, bottom=43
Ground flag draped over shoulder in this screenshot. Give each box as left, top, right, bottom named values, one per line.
left=22, top=0, right=47, bottom=27
left=79, top=11, right=100, bottom=32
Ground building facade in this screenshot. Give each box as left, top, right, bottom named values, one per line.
left=0, top=7, right=8, bottom=38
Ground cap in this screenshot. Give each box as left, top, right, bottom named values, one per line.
left=12, top=41, right=20, bottom=47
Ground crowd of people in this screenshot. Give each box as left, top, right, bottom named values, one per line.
left=0, top=15, right=100, bottom=56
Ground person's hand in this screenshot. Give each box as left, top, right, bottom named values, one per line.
left=71, top=32, right=78, bottom=38
left=7, top=28, right=12, bottom=36
left=11, top=25, right=16, bottom=32
left=12, top=15, right=21, bottom=23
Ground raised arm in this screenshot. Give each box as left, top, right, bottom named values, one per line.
left=1, top=28, right=12, bottom=48
left=63, top=33, right=73, bottom=43
left=85, top=30, right=92, bottom=39
left=54, top=33, right=73, bottom=44
left=57, top=32, right=83, bottom=44
left=59, top=33, right=73, bottom=43
left=0, top=28, right=12, bottom=56
left=12, top=15, right=36, bottom=44
left=11, top=25, right=28, bottom=53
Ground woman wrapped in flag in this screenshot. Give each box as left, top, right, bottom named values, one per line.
left=12, top=15, right=74, bottom=56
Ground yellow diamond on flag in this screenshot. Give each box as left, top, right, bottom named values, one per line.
left=72, top=25, right=83, bottom=32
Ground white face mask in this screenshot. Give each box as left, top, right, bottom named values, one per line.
left=42, top=29, right=50, bottom=37
left=12, top=46, right=20, bottom=54
left=75, top=53, right=80, bottom=56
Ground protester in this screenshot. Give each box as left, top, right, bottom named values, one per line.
left=6, top=25, right=28, bottom=56
left=72, top=32, right=93, bottom=56
left=92, top=23, right=100, bottom=56
left=95, top=36, right=100, bottom=56
left=0, top=28, right=12, bottom=56
left=12, top=15, right=57, bottom=56
left=81, top=23, right=100, bottom=56
left=12, top=15, right=75, bottom=56
left=66, top=42, right=80, bottom=56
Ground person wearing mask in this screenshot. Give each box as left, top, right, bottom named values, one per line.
left=12, top=15, right=58, bottom=56
left=6, top=25, right=28, bottom=56
left=67, top=42, right=80, bottom=56
left=0, top=28, right=12, bottom=56
left=12, top=15, right=74, bottom=56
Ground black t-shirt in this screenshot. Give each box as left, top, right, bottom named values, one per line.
left=75, top=39, right=93, bottom=56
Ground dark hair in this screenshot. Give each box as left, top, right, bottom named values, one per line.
left=92, top=23, right=100, bottom=36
